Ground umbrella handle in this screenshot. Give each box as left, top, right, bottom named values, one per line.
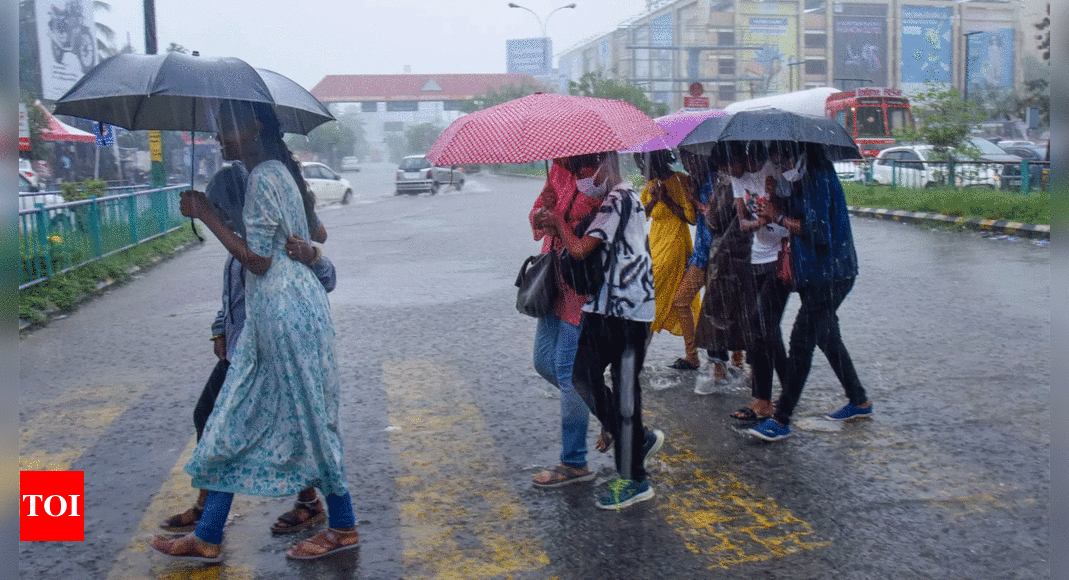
left=189, top=100, right=204, bottom=242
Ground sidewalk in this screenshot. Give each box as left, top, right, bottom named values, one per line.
left=848, top=207, right=1049, bottom=240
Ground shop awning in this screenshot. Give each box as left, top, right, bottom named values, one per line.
left=36, top=102, right=96, bottom=143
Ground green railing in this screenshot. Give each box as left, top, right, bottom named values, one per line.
left=19, top=185, right=188, bottom=290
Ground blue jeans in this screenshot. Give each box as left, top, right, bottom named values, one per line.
left=195, top=490, right=355, bottom=545
left=533, top=315, right=589, bottom=468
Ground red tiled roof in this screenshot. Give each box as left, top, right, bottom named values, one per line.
left=310, top=73, right=546, bottom=103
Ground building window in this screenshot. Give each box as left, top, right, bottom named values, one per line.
left=717, top=31, right=735, bottom=46
left=804, top=59, right=827, bottom=75
left=386, top=101, right=419, bottom=112
left=717, top=58, right=735, bottom=76
left=718, top=84, right=736, bottom=101
left=804, top=32, right=826, bottom=49
left=443, top=100, right=467, bottom=111
left=360, top=101, right=378, bottom=113
left=383, top=121, right=404, bottom=132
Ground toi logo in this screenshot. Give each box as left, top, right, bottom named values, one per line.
left=20, top=471, right=84, bottom=541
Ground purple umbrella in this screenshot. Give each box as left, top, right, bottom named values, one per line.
left=622, top=109, right=729, bottom=153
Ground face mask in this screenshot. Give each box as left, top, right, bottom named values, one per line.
left=577, top=164, right=610, bottom=198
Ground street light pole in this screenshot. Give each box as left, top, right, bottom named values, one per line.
left=508, top=2, right=577, bottom=37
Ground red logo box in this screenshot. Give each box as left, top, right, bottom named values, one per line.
left=20, top=471, right=84, bottom=541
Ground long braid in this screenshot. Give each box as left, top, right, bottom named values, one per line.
left=248, top=102, right=318, bottom=235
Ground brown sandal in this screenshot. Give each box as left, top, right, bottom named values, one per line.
left=159, top=504, right=204, bottom=533
left=532, top=464, right=595, bottom=488
left=150, top=533, right=222, bottom=563
left=595, top=430, right=614, bottom=453
left=271, top=498, right=326, bottom=534
left=286, top=528, right=360, bottom=560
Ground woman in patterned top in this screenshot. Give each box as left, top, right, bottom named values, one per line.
left=151, top=100, right=358, bottom=563
left=542, top=151, right=666, bottom=511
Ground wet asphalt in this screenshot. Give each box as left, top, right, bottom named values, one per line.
left=19, top=163, right=1049, bottom=579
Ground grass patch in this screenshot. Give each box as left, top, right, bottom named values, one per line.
left=19, top=225, right=202, bottom=327
left=842, top=183, right=1049, bottom=225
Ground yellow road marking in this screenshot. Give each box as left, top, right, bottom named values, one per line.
left=20, top=381, right=148, bottom=471
left=657, top=446, right=830, bottom=569
left=382, top=357, right=549, bottom=580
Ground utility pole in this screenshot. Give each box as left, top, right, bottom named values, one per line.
left=144, top=0, right=164, bottom=187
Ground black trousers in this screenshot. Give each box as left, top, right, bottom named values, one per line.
left=193, top=359, right=229, bottom=441
left=571, top=314, right=649, bottom=482
left=774, top=277, right=867, bottom=426
left=749, top=269, right=792, bottom=401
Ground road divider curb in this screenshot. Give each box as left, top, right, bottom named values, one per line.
left=848, top=207, right=1049, bottom=240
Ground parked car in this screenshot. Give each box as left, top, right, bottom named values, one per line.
left=395, top=155, right=464, bottom=195
left=20, top=158, right=38, bottom=188
left=340, top=156, right=361, bottom=172
left=300, top=162, right=353, bottom=205
left=999, top=144, right=1049, bottom=191
left=967, top=137, right=1023, bottom=191
left=870, top=145, right=999, bottom=189
left=19, top=174, right=70, bottom=230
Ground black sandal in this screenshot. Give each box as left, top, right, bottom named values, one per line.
left=669, top=358, right=700, bottom=370
left=159, top=504, right=204, bottom=533
left=271, top=498, right=326, bottom=534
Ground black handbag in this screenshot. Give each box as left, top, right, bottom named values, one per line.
left=515, top=252, right=557, bottom=318
left=559, top=190, right=632, bottom=298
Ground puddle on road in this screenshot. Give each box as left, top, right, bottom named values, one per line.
left=793, top=417, right=845, bottom=433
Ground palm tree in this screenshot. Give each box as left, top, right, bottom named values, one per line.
left=93, top=0, right=118, bottom=59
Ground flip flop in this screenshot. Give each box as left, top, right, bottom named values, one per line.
left=731, top=407, right=770, bottom=421
left=532, top=464, right=596, bottom=488
left=669, top=358, right=700, bottom=371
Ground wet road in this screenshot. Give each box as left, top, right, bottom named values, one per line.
left=20, top=164, right=1049, bottom=579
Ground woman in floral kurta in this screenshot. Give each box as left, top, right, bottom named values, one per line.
left=152, top=101, right=358, bottom=563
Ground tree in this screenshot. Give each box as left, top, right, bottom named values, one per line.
left=166, top=42, right=188, bottom=54
left=1022, top=4, right=1050, bottom=126
left=404, top=123, right=442, bottom=157
left=93, top=1, right=117, bottom=59
left=460, top=80, right=543, bottom=113
left=568, top=73, right=669, bottom=118
left=894, top=82, right=985, bottom=158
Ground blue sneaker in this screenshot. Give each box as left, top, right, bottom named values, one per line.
left=596, top=478, right=654, bottom=510
left=826, top=402, right=873, bottom=421
left=748, top=418, right=791, bottom=441
left=642, top=428, right=665, bottom=468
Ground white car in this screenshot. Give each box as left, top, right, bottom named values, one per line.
left=340, top=156, right=361, bottom=172
left=395, top=155, right=464, bottom=195
left=870, top=145, right=999, bottom=189
left=19, top=174, right=70, bottom=230
left=301, top=162, right=353, bottom=205
left=20, top=158, right=39, bottom=188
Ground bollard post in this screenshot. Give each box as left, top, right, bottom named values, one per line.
left=36, top=209, right=52, bottom=279
left=1020, top=160, right=1030, bottom=193
left=890, top=159, right=897, bottom=188
left=948, top=158, right=956, bottom=188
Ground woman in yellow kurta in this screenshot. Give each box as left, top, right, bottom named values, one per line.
left=637, top=150, right=701, bottom=369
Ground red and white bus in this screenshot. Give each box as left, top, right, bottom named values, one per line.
left=824, top=87, right=914, bottom=157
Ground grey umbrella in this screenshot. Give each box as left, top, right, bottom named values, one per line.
left=679, top=108, right=862, bottom=161
left=53, top=52, right=334, bottom=134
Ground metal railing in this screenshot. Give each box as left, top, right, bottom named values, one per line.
left=836, top=159, right=1050, bottom=193
left=19, top=185, right=188, bottom=290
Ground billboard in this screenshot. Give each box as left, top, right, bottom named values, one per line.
left=833, top=3, right=888, bottom=87
left=901, top=5, right=953, bottom=90
left=738, top=1, right=798, bottom=96
left=507, top=37, right=552, bottom=77
left=36, top=0, right=98, bottom=101
left=967, top=29, right=1015, bottom=94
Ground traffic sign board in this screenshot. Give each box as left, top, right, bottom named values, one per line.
left=688, top=82, right=704, bottom=97
left=684, top=96, right=709, bottom=109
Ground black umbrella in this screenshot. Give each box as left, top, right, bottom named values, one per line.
left=54, top=52, right=334, bottom=239
left=679, top=108, right=862, bottom=161
left=53, top=52, right=333, bottom=134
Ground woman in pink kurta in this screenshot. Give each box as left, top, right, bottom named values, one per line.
left=528, top=158, right=603, bottom=488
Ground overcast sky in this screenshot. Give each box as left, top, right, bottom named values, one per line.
left=96, top=0, right=651, bottom=90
